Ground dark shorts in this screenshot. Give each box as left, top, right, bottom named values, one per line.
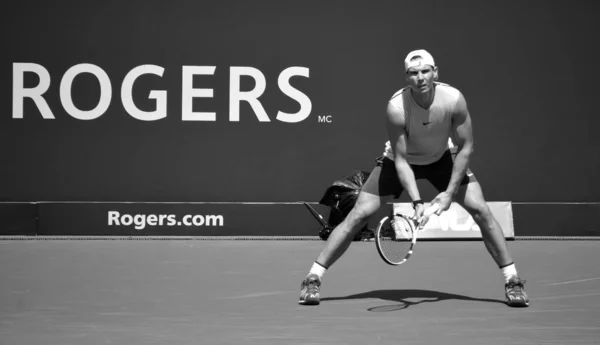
left=361, top=150, right=476, bottom=198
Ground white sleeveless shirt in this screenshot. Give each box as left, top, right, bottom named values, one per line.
left=383, top=82, right=460, bottom=165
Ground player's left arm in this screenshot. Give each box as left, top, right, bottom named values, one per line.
left=430, top=92, right=474, bottom=215
left=446, top=92, right=474, bottom=196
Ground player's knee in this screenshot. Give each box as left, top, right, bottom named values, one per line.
left=345, top=205, right=375, bottom=228
left=346, top=209, right=370, bottom=227
left=466, top=204, right=493, bottom=224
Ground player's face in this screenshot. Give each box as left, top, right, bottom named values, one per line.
left=406, top=64, right=437, bottom=94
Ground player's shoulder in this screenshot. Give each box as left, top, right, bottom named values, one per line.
left=435, top=82, right=462, bottom=100
left=388, top=86, right=410, bottom=109
left=389, top=86, right=410, bottom=100
left=436, top=82, right=469, bottom=116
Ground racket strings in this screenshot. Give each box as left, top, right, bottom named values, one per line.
left=377, top=216, right=415, bottom=264
left=391, top=216, right=413, bottom=240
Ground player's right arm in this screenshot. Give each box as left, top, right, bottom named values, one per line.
left=385, top=102, right=421, bottom=204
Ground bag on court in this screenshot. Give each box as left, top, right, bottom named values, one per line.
left=317, top=170, right=374, bottom=241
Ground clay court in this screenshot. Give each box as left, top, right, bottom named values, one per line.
left=1, top=238, right=599, bottom=345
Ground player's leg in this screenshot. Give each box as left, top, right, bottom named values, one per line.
left=428, top=152, right=515, bottom=268
left=299, top=158, right=399, bottom=305
left=454, top=181, right=513, bottom=267
left=315, top=190, right=390, bottom=268
left=427, top=151, right=529, bottom=307
left=299, top=184, right=390, bottom=306
left=453, top=180, right=529, bottom=307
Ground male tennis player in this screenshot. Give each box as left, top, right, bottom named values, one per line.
left=299, top=49, right=529, bottom=307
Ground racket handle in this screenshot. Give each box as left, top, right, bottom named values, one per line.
left=424, top=203, right=440, bottom=217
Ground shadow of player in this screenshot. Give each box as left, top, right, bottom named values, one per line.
left=321, top=289, right=506, bottom=312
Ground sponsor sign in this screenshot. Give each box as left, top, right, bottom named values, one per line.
left=12, top=63, right=313, bottom=123
left=392, top=202, right=515, bottom=239
left=36, top=202, right=322, bottom=236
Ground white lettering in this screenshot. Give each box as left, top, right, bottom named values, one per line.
left=108, top=212, right=224, bottom=227
left=12, top=63, right=54, bottom=119
left=318, top=115, right=333, bottom=123
left=60, top=63, right=111, bottom=120
left=133, top=214, right=146, bottom=230
left=438, top=211, right=480, bottom=231
left=229, top=67, right=269, bottom=122
left=121, top=214, right=133, bottom=226
left=192, top=215, right=204, bottom=226
left=122, top=65, right=166, bottom=121
left=146, top=214, right=158, bottom=226
left=108, top=211, right=120, bottom=225
left=206, top=215, right=224, bottom=226
left=14, top=63, right=313, bottom=123
left=181, top=66, right=216, bottom=121
left=276, top=67, right=311, bottom=123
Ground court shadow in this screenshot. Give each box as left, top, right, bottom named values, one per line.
left=321, top=289, right=506, bottom=312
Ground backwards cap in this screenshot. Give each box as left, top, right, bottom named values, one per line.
left=404, top=49, right=435, bottom=71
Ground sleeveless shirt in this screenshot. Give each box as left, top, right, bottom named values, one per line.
left=383, top=82, right=460, bottom=165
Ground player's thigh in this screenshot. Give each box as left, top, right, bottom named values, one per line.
left=346, top=189, right=391, bottom=224
left=426, top=151, right=474, bottom=192
left=454, top=180, right=493, bottom=220
left=361, top=157, right=404, bottom=199
left=352, top=158, right=397, bottom=221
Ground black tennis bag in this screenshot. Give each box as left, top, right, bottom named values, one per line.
left=316, top=170, right=374, bottom=241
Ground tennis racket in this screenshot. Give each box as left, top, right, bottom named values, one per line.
left=375, top=203, right=440, bottom=266
left=302, top=202, right=330, bottom=229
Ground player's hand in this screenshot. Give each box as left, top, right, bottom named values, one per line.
left=411, top=202, right=425, bottom=219
left=431, top=191, right=453, bottom=215
left=412, top=203, right=426, bottom=228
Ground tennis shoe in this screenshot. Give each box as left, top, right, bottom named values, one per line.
left=299, top=274, right=321, bottom=305
left=505, top=277, right=529, bottom=307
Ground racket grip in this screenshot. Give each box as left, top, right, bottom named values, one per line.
left=424, top=203, right=440, bottom=216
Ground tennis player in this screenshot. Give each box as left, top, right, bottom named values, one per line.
left=299, top=49, right=529, bottom=307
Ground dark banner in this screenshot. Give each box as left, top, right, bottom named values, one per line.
left=36, top=202, right=333, bottom=236
left=1, top=1, right=599, bottom=205
left=0, top=202, right=37, bottom=235
left=512, top=203, right=600, bottom=237
left=1, top=202, right=597, bottom=238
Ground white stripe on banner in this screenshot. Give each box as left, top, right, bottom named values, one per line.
left=392, top=202, right=514, bottom=239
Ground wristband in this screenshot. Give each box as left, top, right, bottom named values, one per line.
left=412, top=200, right=424, bottom=208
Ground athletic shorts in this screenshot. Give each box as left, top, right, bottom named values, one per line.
left=361, top=150, right=476, bottom=198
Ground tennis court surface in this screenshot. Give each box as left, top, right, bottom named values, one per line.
left=1, top=239, right=599, bottom=345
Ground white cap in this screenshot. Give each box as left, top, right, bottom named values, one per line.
left=404, top=49, right=435, bottom=71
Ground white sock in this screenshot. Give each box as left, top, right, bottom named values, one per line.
left=501, top=263, right=518, bottom=283
left=308, top=261, right=327, bottom=280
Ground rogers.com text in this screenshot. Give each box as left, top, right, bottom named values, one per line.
left=108, top=211, right=224, bottom=230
